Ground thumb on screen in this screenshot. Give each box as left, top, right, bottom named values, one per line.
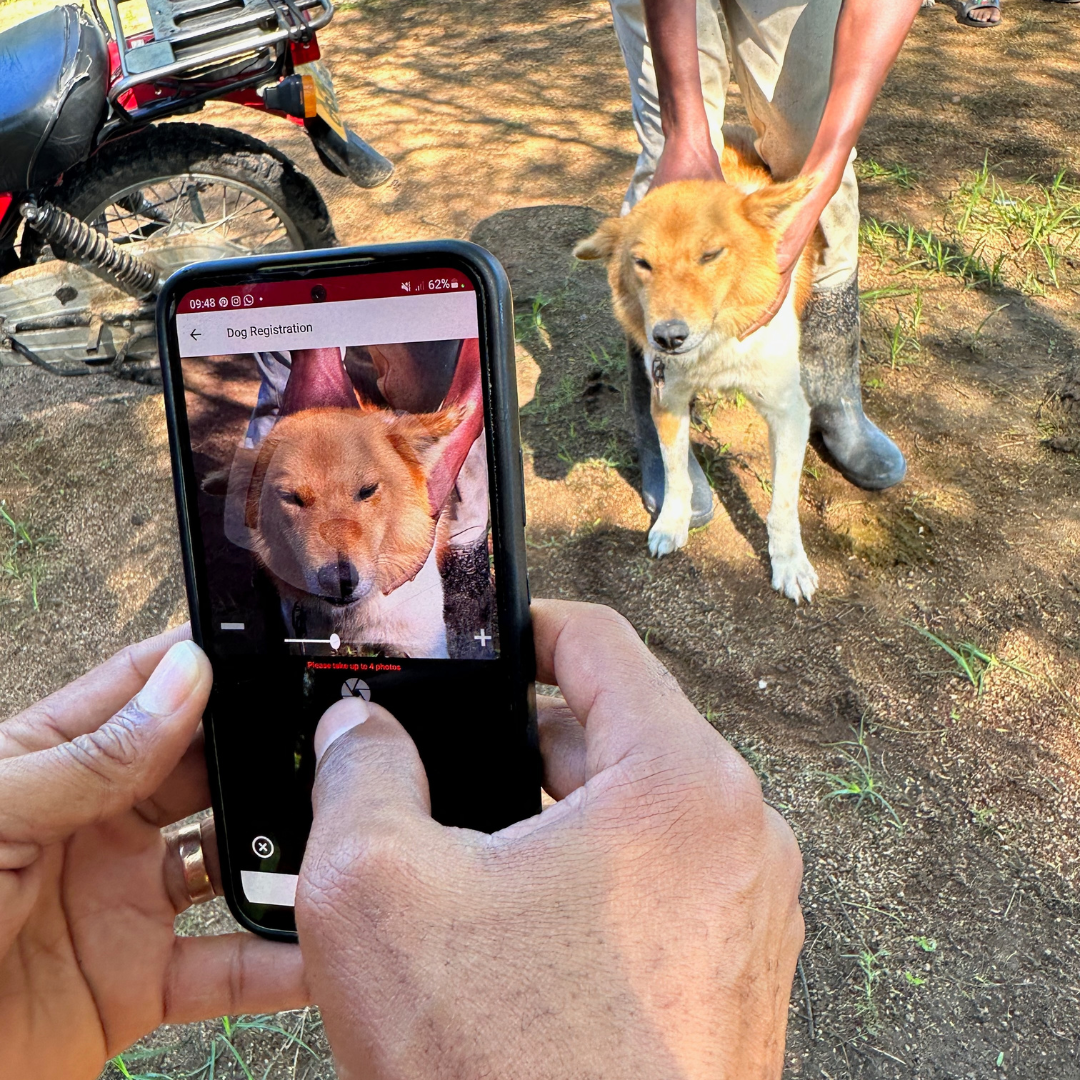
left=310, top=698, right=432, bottom=825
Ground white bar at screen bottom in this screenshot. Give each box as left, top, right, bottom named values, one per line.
left=241, top=870, right=298, bottom=907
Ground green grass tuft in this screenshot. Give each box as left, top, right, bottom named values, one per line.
left=859, top=160, right=1080, bottom=295
left=822, top=715, right=903, bottom=828
left=841, top=948, right=888, bottom=1029
left=107, top=1011, right=321, bottom=1080
left=514, top=294, right=553, bottom=345
left=856, top=158, right=918, bottom=189
left=911, top=624, right=1032, bottom=697
left=0, top=499, right=54, bottom=611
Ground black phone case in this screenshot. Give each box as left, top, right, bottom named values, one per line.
left=157, top=241, right=539, bottom=940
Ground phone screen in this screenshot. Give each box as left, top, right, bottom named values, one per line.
left=166, top=259, right=536, bottom=935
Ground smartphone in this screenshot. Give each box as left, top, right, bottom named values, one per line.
left=157, top=241, right=539, bottom=940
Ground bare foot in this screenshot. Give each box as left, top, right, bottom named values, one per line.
left=958, top=0, right=1001, bottom=23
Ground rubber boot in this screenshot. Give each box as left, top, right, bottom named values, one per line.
left=440, top=537, right=496, bottom=659
left=627, top=340, right=715, bottom=527
left=800, top=276, right=907, bottom=491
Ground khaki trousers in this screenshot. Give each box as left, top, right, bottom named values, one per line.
left=610, top=0, right=859, bottom=290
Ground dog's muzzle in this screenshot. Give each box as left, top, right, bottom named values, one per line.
left=651, top=319, right=690, bottom=352
left=647, top=323, right=707, bottom=358
left=316, top=556, right=369, bottom=605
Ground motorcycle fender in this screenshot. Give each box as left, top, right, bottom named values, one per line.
left=0, top=192, right=15, bottom=244
left=296, top=60, right=394, bottom=189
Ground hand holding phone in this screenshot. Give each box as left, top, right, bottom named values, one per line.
left=158, top=242, right=539, bottom=939
left=0, top=629, right=309, bottom=1080
left=297, top=600, right=804, bottom=1080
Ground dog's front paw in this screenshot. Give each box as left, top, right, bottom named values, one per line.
left=648, top=513, right=690, bottom=557
left=770, top=551, right=819, bottom=604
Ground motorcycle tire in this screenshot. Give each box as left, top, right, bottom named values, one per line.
left=11, top=123, right=336, bottom=380
left=24, top=121, right=337, bottom=262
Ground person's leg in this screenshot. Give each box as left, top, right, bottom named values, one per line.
left=723, top=0, right=906, bottom=490
left=610, top=0, right=727, bottom=524
left=440, top=437, right=496, bottom=659
left=245, top=350, right=292, bottom=448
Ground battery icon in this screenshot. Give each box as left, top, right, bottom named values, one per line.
left=451, top=281, right=459, bottom=288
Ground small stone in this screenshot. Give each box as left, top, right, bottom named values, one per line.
left=951, top=94, right=962, bottom=104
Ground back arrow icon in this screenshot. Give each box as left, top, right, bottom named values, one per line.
left=190, top=328, right=201, bottom=340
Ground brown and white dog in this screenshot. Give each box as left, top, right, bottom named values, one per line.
left=244, top=403, right=464, bottom=657
left=574, top=139, right=822, bottom=603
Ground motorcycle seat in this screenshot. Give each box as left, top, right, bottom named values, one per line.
left=0, top=6, right=109, bottom=194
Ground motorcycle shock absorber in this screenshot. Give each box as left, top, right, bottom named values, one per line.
left=19, top=200, right=160, bottom=299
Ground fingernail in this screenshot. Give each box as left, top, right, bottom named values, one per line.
left=136, top=640, right=204, bottom=717
left=314, top=698, right=369, bottom=764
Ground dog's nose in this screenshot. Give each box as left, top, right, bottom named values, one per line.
left=317, top=556, right=360, bottom=600
left=652, top=319, right=690, bottom=352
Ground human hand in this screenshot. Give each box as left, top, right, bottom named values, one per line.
left=738, top=179, right=830, bottom=341
left=0, top=628, right=308, bottom=1080
left=650, top=128, right=724, bottom=189
left=298, top=600, right=804, bottom=1080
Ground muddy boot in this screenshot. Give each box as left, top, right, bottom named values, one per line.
left=440, top=537, right=496, bottom=659
left=801, top=276, right=907, bottom=491
left=627, top=339, right=715, bottom=527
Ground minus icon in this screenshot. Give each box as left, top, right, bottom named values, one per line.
left=221, top=622, right=245, bottom=631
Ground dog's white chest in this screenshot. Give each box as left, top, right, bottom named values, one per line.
left=658, top=306, right=802, bottom=403
left=642, top=296, right=818, bottom=603
left=347, top=543, right=447, bottom=657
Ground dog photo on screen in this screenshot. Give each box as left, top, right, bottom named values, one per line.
left=182, top=340, right=497, bottom=659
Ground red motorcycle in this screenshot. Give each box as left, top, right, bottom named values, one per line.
left=0, top=0, right=392, bottom=377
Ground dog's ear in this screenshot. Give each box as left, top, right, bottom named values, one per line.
left=386, top=404, right=466, bottom=457
left=244, top=432, right=281, bottom=531
left=573, top=217, right=623, bottom=261
left=741, top=175, right=818, bottom=233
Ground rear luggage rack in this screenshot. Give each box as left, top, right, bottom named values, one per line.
left=93, top=0, right=332, bottom=103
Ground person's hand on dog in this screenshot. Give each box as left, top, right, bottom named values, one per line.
left=642, top=0, right=723, bottom=191
left=737, top=174, right=835, bottom=341
left=298, top=599, right=804, bottom=1080
left=643, top=0, right=923, bottom=342
left=649, top=127, right=724, bottom=189
left=0, top=628, right=308, bottom=1080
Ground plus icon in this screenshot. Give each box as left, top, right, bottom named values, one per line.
left=474, top=628, right=491, bottom=647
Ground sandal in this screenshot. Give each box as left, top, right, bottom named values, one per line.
left=957, top=0, right=1001, bottom=24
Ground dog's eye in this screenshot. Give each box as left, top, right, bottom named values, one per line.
left=355, top=483, right=379, bottom=502
left=283, top=491, right=306, bottom=507
left=633, top=256, right=652, bottom=272
left=700, top=248, right=726, bottom=264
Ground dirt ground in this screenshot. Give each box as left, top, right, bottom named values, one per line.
left=2, top=0, right=1080, bottom=1076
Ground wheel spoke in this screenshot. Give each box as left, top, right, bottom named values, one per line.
left=185, top=183, right=208, bottom=224
left=82, top=175, right=302, bottom=255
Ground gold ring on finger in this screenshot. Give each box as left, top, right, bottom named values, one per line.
left=173, top=819, right=215, bottom=905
